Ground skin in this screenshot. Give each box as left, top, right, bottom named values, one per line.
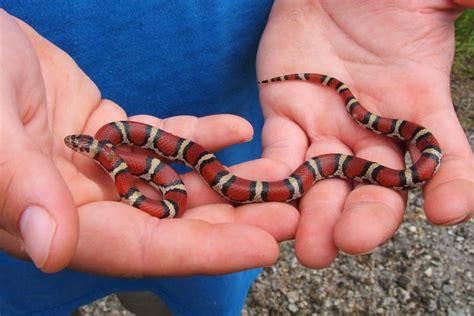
left=0, top=0, right=472, bottom=277
left=0, top=10, right=298, bottom=275
left=257, top=0, right=473, bottom=268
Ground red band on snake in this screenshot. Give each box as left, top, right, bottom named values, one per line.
left=64, top=73, right=442, bottom=218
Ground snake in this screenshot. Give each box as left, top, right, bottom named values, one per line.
left=64, top=73, right=442, bottom=218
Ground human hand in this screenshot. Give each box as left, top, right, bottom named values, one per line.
left=256, top=0, right=473, bottom=268
left=0, top=10, right=298, bottom=275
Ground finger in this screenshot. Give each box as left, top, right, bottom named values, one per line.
left=333, top=136, right=407, bottom=255
left=0, top=146, right=79, bottom=272
left=0, top=10, right=79, bottom=272
left=0, top=145, right=79, bottom=271
left=70, top=202, right=279, bottom=276
left=294, top=136, right=352, bottom=268
left=129, top=114, right=253, bottom=152
left=180, top=158, right=300, bottom=241
left=183, top=202, right=298, bottom=242
left=420, top=109, right=473, bottom=225
left=295, top=181, right=350, bottom=268
left=424, top=161, right=474, bottom=225
left=118, top=157, right=300, bottom=242
left=261, top=115, right=309, bottom=170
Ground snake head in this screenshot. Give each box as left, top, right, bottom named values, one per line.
left=64, top=134, right=98, bottom=157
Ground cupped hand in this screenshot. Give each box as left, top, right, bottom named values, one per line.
left=0, top=10, right=299, bottom=275
left=256, top=0, right=473, bottom=268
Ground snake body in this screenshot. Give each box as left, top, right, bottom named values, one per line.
left=64, top=73, right=442, bottom=218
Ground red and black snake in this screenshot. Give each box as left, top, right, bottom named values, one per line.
left=64, top=73, right=442, bottom=218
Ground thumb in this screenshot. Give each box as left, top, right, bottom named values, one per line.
left=0, top=148, right=79, bottom=272
left=0, top=9, right=79, bottom=272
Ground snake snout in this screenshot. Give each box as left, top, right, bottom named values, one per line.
left=64, top=134, right=95, bottom=154
left=64, top=135, right=77, bottom=149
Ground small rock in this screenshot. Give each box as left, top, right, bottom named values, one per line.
left=288, top=303, right=299, bottom=313
left=286, top=290, right=299, bottom=303
left=443, top=284, right=455, bottom=295
left=424, top=267, right=433, bottom=277
left=447, top=306, right=468, bottom=316
left=399, top=288, right=411, bottom=301
left=396, top=275, right=410, bottom=289
left=427, top=299, right=438, bottom=312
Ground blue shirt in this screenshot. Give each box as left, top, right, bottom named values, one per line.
left=0, top=1, right=273, bottom=315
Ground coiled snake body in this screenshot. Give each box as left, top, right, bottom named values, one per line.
left=65, top=73, right=442, bottom=218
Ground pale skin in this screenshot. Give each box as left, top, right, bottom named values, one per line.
left=0, top=0, right=472, bottom=277
left=0, top=10, right=298, bottom=275
left=257, top=0, right=473, bottom=268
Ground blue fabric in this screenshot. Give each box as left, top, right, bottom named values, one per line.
left=0, top=1, right=273, bottom=315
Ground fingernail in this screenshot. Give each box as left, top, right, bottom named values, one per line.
left=340, top=246, right=379, bottom=256
left=440, top=213, right=470, bottom=226
left=356, top=247, right=379, bottom=255
left=20, top=206, right=56, bottom=268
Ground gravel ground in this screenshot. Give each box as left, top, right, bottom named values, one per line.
left=78, top=61, right=473, bottom=316
left=243, top=192, right=473, bottom=315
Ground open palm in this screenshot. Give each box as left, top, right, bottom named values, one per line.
left=0, top=11, right=299, bottom=274
left=256, top=0, right=473, bottom=268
